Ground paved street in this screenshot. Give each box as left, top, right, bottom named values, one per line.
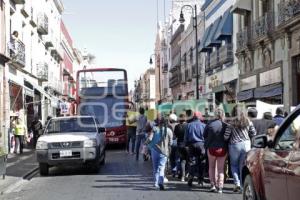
left=1, top=149, right=242, bottom=200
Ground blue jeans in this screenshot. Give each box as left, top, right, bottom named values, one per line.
left=126, top=126, right=136, bottom=153
left=135, top=134, right=145, bottom=160
left=151, top=148, right=167, bottom=186
left=229, top=140, right=251, bottom=187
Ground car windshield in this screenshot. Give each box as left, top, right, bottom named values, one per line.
left=46, top=117, right=97, bottom=134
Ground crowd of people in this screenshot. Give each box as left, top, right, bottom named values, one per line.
left=127, top=105, right=287, bottom=192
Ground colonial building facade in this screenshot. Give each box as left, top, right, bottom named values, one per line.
left=233, top=0, right=286, bottom=107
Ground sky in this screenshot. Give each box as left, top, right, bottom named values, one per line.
left=62, top=0, right=171, bottom=91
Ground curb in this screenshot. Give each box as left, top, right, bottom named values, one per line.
left=22, top=166, right=39, bottom=180
left=0, top=167, right=39, bottom=195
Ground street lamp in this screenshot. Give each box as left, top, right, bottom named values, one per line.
left=149, top=53, right=162, bottom=102
left=179, top=5, right=200, bottom=100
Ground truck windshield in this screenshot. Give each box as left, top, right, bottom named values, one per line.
left=46, top=117, right=97, bottom=133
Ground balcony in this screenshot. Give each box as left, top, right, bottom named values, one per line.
left=29, top=7, right=37, bottom=27
left=185, top=68, right=192, bottom=82
left=192, top=65, right=197, bottom=78
left=219, top=44, right=233, bottom=65
left=252, top=12, right=274, bottom=42
left=37, top=13, right=48, bottom=35
left=44, top=35, right=54, bottom=48
left=11, top=0, right=25, bottom=4
left=162, top=63, right=168, bottom=73
left=169, top=74, right=180, bottom=88
left=237, top=27, right=251, bottom=51
left=21, top=4, right=30, bottom=18
left=8, top=39, right=25, bottom=68
left=36, top=62, right=48, bottom=81
left=278, top=0, right=300, bottom=27
left=181, top=72, right=186, bottom=85
left=210, top=50, right=219, bottom=69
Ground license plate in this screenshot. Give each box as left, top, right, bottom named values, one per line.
left=109, top=138, right=119, bottom=142
left=59, top=150, right=72, bottom=157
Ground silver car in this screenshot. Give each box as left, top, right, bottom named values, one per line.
left=36, top=116, right=106, bottom=176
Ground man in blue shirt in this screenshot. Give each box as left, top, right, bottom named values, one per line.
left=273, top=107, right=285, bottom=126
left=184, top=111, right=206, bottom=187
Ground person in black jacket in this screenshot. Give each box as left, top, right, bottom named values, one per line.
left=204, top=108, right=228, bottom=193
left=174, top=113, right=187, bottom=182
left=247, top=108, right=276, bottom=136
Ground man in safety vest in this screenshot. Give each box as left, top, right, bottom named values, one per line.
left=14, top=117, right=28, bottom=154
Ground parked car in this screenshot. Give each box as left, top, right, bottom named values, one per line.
left=36, top=116, right=106, bottom=176
left=242, top=105, right=300, bottom=200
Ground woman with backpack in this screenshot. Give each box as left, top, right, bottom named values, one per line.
left=145, top=118, right=173, bottom=190
left=204, top=108, right=228, bottom=193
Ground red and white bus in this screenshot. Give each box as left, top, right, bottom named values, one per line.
left=76, top=68, right=128, bottom=145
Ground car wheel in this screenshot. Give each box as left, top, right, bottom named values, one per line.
left=100, top=150, right=106, bottom=165
left=39, top=163, right=49, bottom=176
left=243, top=175, right=257, bottom=200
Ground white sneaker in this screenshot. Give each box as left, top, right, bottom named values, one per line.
left=181, top=177, right=185, bottom=182
left=218, top=189, right=223, bottom=194
left=209, top=185, right=217, bottom=192
left=164, top=177, right=169, bottom=183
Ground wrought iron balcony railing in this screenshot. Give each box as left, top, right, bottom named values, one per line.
left=278, top=0, right=300, bottom=25
left=169, top=74, right=180, bottom=88
left=237, top=27, right=251, bottom=51
left=219, top=44, right=233, bottom=65
left=37, top=62, right=48, bottom=81
left=252, top=12, right=274, bottom=41
left=185, top=68, right=192, bottom=82
left=37, top=13, right=49, bottom=35
left=30, top=7, right=37, bottom=27
left=8, top=39, right=25, bottom=68
left=210, top=50, right=219, bottom=69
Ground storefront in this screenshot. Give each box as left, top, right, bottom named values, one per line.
left=205, top=65, right=238, bottom=105
left=237, top=66, right=283, bottom=105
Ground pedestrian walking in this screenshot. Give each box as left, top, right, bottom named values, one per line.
left=174, top=113, right=188, bottom=182
left=273, top=107, right=285, bottom=126
left=30, top=116, right=43, bottom=148
left=184, top=111, right=206, bottom=187
left=126, top=110, right=137, bottom=154
left=248, top=107, right=276, bottom=136
left=204, top=108, right=228, bottom=193
left=145, top=119, right=173, bottom=190
left=129, top=107, right=147, bottom=161
left=168, top=113, right=178, bottom=177
left=14, top=117, right=28, bottom=154
left=224, top=105, right=256, bottom=193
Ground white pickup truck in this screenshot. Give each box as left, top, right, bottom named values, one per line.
left=36, top=116, right=106, bottom=176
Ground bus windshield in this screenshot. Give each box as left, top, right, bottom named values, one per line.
left=79, top=97, right=126, bottom=128
left=77, top=69, right=128, bottom=128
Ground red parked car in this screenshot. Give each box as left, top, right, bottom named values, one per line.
left=242, top=105, right=300, bottom=200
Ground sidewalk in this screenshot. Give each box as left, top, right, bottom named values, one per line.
left=0, top=149, right=38, bottom=194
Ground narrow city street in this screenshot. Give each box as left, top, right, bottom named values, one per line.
left=1, top=149, right=241, bottom=200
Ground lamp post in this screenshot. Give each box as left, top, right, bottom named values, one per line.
left=179, top=5, right=200, bottom=100
left=149, top=53, right=162, bottom=103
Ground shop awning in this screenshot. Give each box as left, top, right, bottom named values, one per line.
left=205, top=17, right=222, bottom=48
left=199, top=24, right=213, bottom=52
left=254, top=83, right=283, bottom=99
left=237, top=89, right=254, bottom=101
left=214, top=8, right=233, bottom=40
left=231, top=0, right=252, bottom=15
